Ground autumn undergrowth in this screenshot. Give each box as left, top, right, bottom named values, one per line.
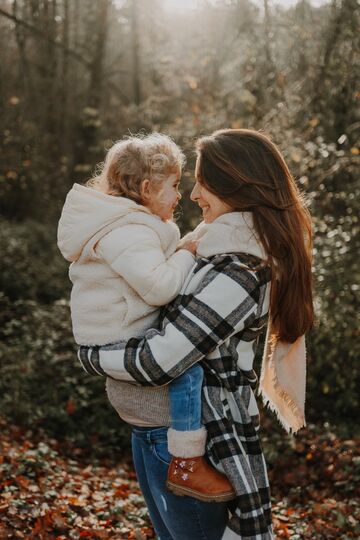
left=0, top=415, right=359, bottom=539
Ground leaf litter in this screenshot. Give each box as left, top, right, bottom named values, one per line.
left=0, top=418, right=359, bottom=539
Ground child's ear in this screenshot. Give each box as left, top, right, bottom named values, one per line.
left=140, top=178, right=151, bottom=202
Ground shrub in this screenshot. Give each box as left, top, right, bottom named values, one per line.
left=0, top=293, right=131, bottom=454
left=0, top=218, right=70, bottom=303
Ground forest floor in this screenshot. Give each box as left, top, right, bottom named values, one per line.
left=0, top=418, right=359, bottom=540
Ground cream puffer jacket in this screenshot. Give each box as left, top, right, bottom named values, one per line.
left=57, top=184, right=195, bottom=346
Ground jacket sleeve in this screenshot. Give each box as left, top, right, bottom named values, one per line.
left=97, top=224, right=195, bottom=307
left=78, top=259, right=261, bottom=386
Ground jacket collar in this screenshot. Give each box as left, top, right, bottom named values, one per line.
left=194, top=212, right=267, bottom=261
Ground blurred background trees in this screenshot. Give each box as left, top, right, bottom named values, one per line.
left=0, top=0, right=359, bottom=446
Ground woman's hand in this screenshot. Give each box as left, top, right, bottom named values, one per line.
left=177, top=238, right=198, bottom=255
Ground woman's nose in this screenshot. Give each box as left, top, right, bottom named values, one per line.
left=177, top=191, right=182, bottom=201
left=190, top=183, right=199, bottom=201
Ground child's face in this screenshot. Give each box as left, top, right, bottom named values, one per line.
left=147, top=173, right=182, bottom=221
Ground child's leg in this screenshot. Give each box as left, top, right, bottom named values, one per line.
left=166, top=364, right=235, bottom=502
left=167, top=363, right=207, bottom=457
left=169, top=362, right=203, bottom=431
left=168, top=364, right=206, bottom=457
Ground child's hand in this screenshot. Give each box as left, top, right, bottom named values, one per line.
left=177, top=238, right=198, bottom=255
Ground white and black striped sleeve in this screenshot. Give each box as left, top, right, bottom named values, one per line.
left=78, top=260, right=261, bottom=386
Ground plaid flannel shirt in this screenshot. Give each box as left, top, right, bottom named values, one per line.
left=79, top=253, right=273, bottom=539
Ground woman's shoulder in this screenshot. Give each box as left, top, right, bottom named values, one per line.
left=206, top=252, right=270, bottom=279
left=182, top=251, right=270, bottom=300
left=190, top=252, right=271, bottom=299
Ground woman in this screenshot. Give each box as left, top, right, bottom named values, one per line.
left=78, top=129, right=314, bottom=540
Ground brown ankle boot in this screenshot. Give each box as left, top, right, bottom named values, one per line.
left=166, top=456, right=236, bottom=502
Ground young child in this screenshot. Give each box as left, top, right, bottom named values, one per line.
left=57, top=133, right=235, bottom=502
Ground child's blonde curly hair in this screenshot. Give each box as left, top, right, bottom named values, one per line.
left=89, top=133, right=185, bottom=203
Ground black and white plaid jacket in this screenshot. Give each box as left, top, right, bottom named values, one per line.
left=79, top=250, right=273, bottom=539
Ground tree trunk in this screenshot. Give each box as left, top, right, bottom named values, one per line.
left=263, top=0, right=273, bottom=66
left=131, top=0, right=141, bottom=105
left=60, top=0, right=69, bottom=150
left=88, top=0, right=109, bottom=108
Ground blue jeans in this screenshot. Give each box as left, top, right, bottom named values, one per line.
left=169, top=363, right=203, bottom=431
left=131, top=426, right=228, bottom=540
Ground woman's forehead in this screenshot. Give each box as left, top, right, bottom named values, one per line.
left=194, top=157, right=200, bottom=176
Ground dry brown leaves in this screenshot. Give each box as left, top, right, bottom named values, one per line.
left=0, top=420, right=154, bottom=539
left=269, top=425, right=360, bottom=539
left=0, top=418, right=359, bottom=539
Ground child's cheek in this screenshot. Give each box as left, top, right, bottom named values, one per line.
left=160, top=188, right=172, bottom=206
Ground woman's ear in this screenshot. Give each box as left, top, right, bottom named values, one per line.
left=140, top=178, right=151, bottom=202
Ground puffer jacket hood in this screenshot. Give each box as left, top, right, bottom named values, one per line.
left=57, top=183, right=155, bottom=262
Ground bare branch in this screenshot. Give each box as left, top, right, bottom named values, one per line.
left=0, top=7, right=92, bottom=68
left=0, top=7, right=130, bottom=104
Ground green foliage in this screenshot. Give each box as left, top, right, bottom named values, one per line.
left=306, top=146, right=359, bottom=421
left=0, top=293, right=130, bottom=454
left=0, top=218, right=70, bottom=303
left=265, top=132, right=359, bottom=423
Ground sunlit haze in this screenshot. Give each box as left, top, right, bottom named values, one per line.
left=163, top=0, right=327, bottom=11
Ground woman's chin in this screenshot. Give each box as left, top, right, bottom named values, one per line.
left=202, top=210, right=212, bottom=223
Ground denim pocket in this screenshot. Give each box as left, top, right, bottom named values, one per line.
left=152, top=439, right=172, bottom=465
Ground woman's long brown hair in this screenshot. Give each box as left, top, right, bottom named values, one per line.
left=196, top=129, right=314, bottom=342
